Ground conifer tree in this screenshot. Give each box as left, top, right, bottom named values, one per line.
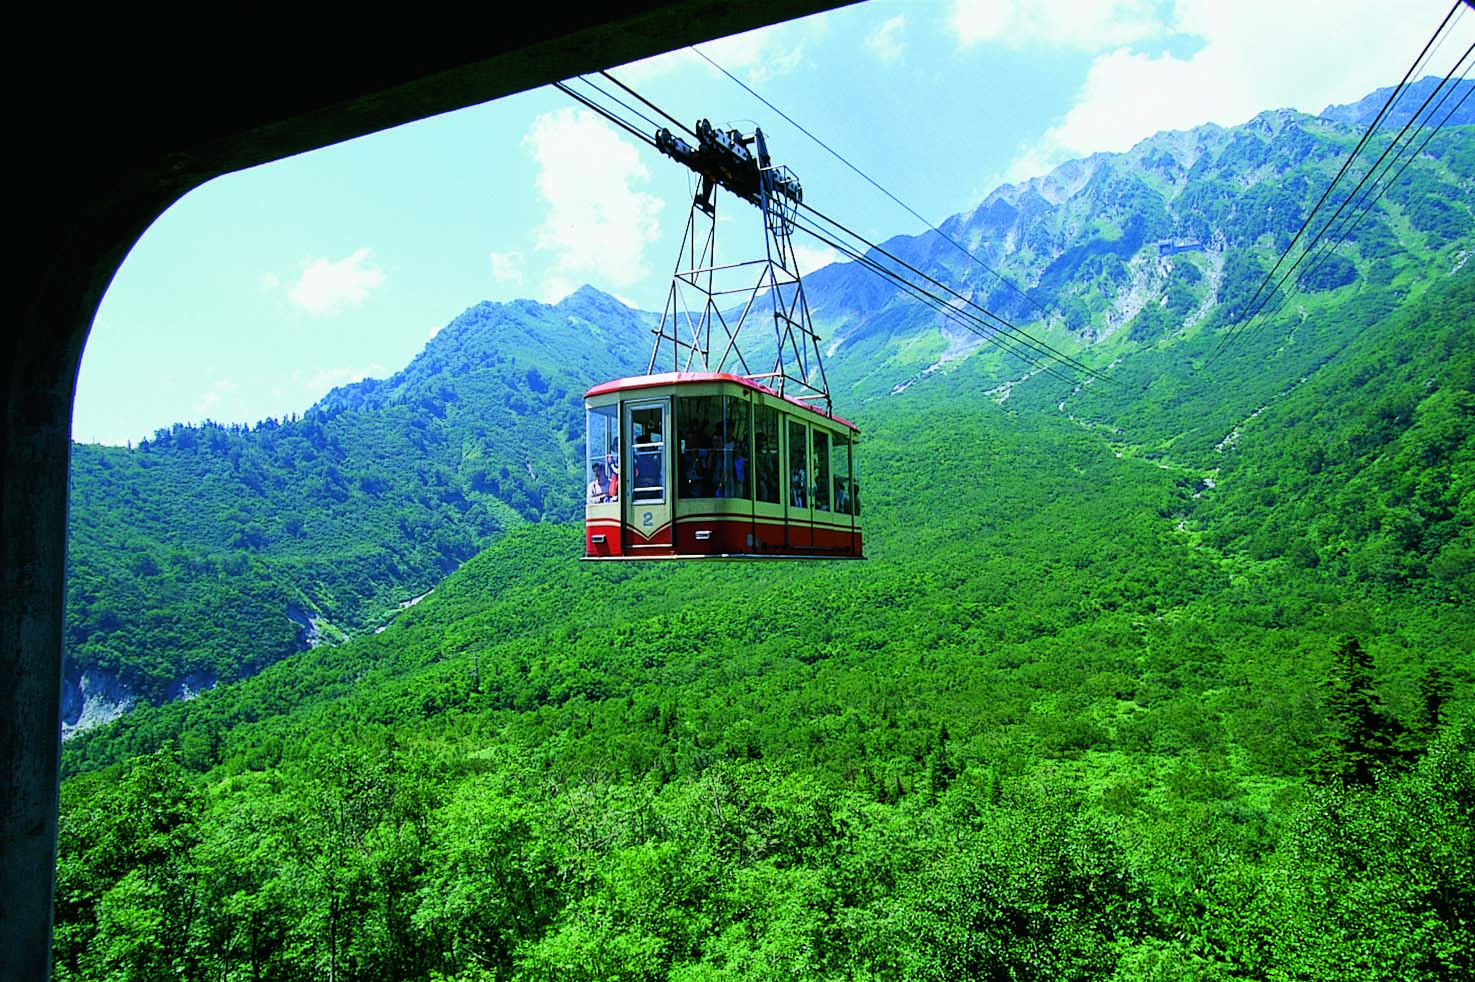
left=1313, top=635, right=1409, bottom=785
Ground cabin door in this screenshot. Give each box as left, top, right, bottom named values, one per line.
left=625, top=399, right=673, bottom=551
left=785, top=418, right=813, bottom=548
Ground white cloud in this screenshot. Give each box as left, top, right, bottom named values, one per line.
left=704, top=28, right=808, bottom=82
left=526, top=109, right=665, bottom=302
left=949, top=0, right=1166, bottom=51
left=1001, top=0, right=1475, bottom=184
left=615, top=16, right=811, bottom=85
left=286, top=248, right=385, bottom=315
left=304, top=364, right=384, bottom=393
left=282, top=365, right=389, bottom=411
left=868, top=14, right=908, bottom=64
left=1165, top=0, right=1474, bottom=117
left=489, top=250, right=524, bottom=285
left=195, top=378, right=239, bottom=420
left=793, top=241, right=845, bottom=274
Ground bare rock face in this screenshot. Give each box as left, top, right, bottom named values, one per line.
left=60, top=669, right=135, bottom=740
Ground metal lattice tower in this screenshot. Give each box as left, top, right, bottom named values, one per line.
left=649, top=120, right=832, bottom=415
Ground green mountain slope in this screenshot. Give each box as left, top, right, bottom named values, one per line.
left=809, top=86, right=1472, bottom=406
left=63, top=85, right=1472, bottom=729
left=57, top=341, right=1473, bottom=979
left=64, top=288, right=650, bottom=716
left=53, top=79, right=1475, bottom=980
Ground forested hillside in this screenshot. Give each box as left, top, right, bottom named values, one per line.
left=63, top=87, right=1472, bottom=731
left=57, top=317, right=1473, bottom=976
left=64, top=289, right=650, bottom=723
left=54, top=81, right=1474, bottom=980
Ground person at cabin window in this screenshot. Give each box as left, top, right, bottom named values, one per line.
left=679, top=430, right=694, bottom=496
left=755, top=433, right=778, bottom=502
left=788, top=421, right=808, bottom=508
left=587, top=462, right=612, bottom=504
left=683, top=426, right=707, bottom=497
left=791, top=464, right=806, bottom=508
left=708, top=430, right=726, bottom=497
left=607, top=460, right=619, bottom=502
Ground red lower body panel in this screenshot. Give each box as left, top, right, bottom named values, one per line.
left=586, top=513, right=860, bottom=559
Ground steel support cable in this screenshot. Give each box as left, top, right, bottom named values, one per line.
left=1299, top=67, right=1471, bottom=267
left=800, top=207, right=1112, bottom=389
left=569, top=74, right=677, bottom=141
left=1238, top=43, right=1474, bottom=330
left=786, top=214, right=1015, bottom=352
left=1233, top=54, right=1472, bottom=333
left=1218, top=0, right=1462, bottom=329
left=793, top=211, right=1072, bottom=377
left=1292, top=63, right=1474, bottom=274
left=554, top=77, right=666, bottom=143
left=599, top=69, right=698, bottom=139
left=1267, top=66, right=1474, bottom=322
left=552, top=80, right=659, bottom=147
left=793, top=214, right=1088, bottom=388
left=800, top=200, right=1117, bottom=387
left=561, top=76, right=714, bottom=207
left=787, top=211, right=1094, bottom=389
left=689, top=45, right=1052, bottom=320
left=558, top=67, right=1101, bottom=387
left=1258, top=74, right=1473, bottom=325
left=1209, top=0, right=1468, bottom=363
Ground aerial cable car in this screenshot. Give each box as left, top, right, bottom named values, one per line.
left=584, top=118, right=862, bottom=559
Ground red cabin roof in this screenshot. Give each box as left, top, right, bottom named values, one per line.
left=584, top=371, right=858, bottom=432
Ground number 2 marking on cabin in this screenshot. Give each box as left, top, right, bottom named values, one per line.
left=642, top=511, right=654, bottom=528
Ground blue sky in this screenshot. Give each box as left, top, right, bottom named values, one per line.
left=73, top=0, right=1474, bottom=446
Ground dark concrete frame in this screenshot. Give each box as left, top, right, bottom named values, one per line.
left=2, top=5, right=853, bottom=976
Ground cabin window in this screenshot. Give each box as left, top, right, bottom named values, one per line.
left=629, top=403, right=666, bottom=503
left=753, top=404, right=781, bottom=504
left=851, top=435, right=861, bottom=517
left=813, top=429, right=831, bottom=511
left=677, top=395, right=751, bottom=499
left=586, top=405, right=619, bottom=504
left=832, top=431, right=852, bottom=515
left=787, top=419, right=808, bottom=509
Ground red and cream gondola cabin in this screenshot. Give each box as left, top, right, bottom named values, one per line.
left=584, top=371, right=862, bottom=559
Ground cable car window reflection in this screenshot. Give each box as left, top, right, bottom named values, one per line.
left=788, top=419, right=807, bottom=509
left=630, top=405, right=665, bottom=503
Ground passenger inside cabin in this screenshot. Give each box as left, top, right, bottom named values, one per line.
left=755, top=434, right=778, bottom=501
left=587, top=462, right=611, bottom=504
left=708, top=430, right=726, bottom=496
left=682, top=427, right=707, bottom=497
left=633, top=427, right=662, bottom=500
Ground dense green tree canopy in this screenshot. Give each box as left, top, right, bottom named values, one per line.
left=56, top=98, right=1475, bottom=980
